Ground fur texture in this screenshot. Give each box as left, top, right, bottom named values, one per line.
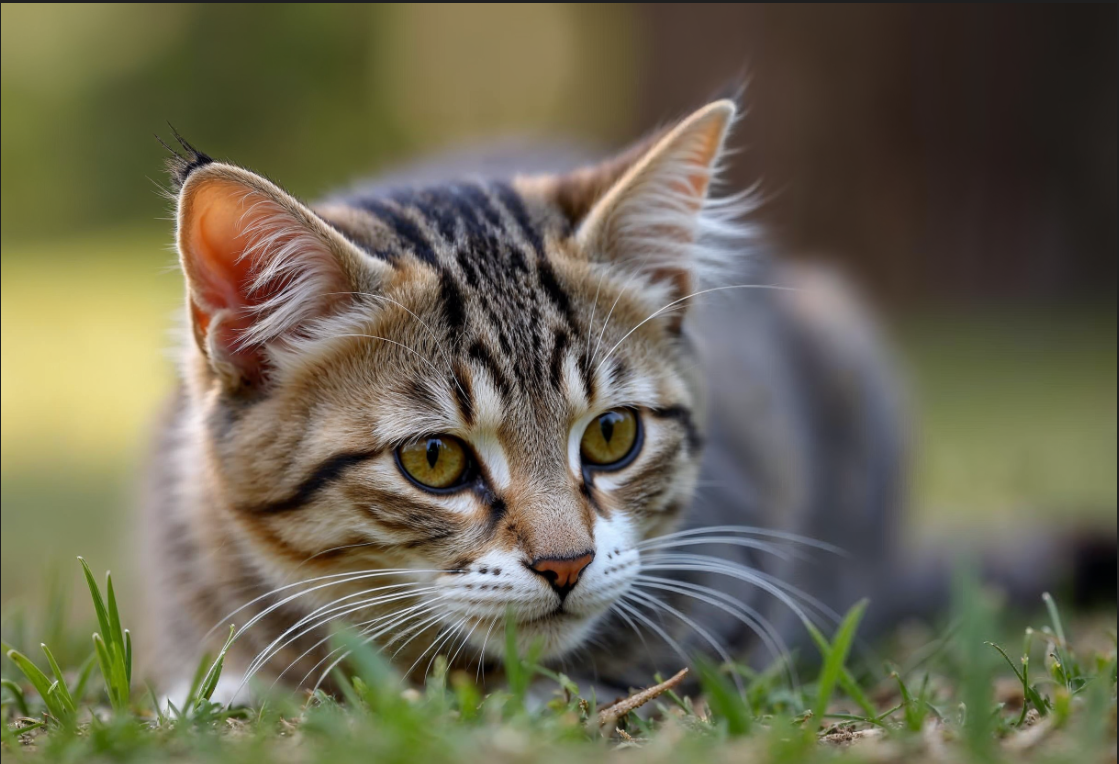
left=144, top=100, right=915, bottom=700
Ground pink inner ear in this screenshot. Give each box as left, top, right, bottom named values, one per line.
left=182, top=183, right=278, bottom=383
left=189, top=185, right=260, bottom=315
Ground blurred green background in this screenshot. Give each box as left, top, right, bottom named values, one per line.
left=2, top=4, right=1115, bottom=608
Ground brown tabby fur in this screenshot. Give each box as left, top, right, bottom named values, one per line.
left=145, top=104, right=742, bottom=696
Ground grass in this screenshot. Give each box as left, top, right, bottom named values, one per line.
left=1, top=558, right=1115, bottom=763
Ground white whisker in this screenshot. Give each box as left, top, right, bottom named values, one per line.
left=406, top=616, right=468, bottom=680
left=305, top=602, right=445, bottom=694
left=203, top=567, right=437, bottom=642
left=446, top=617, right=479, bottom=674
left=636, top=536, right=802, bottom=562
left=280, top=599, right=439, bottom=690
left=247, top=585, right=437, bottom=683
left=639, top=552, right=840, bottom=628
left=475, top=615, right=501, bottom=683
left=592, top=268, right=643, bottom=366
left=613, top=598, right=692, bottom=671
left=235, top=585, right=437, bottom=702
left=632, top=575, right=798, bottom=689
left=231, top=570, right=441, bottom=659
left=594, top=284, right=798, bottom=375
left=608, top=602, right=654, bottom=659
left=625, top=588, right=744, bottom=695
left=637, top=525, right=845, bottom=556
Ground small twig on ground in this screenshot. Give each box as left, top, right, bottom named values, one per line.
left=594, top=668, right=689, bottom=730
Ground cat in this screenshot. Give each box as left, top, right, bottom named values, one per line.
left=143, top=99, right=1096, bottom=704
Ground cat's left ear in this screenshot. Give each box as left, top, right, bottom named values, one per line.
left=175, top=160, right=389, bottom=392
left=561, top=100, right=739, bottom=300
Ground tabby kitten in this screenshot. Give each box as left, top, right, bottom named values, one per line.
left=145, top=100, right=907, bottom=700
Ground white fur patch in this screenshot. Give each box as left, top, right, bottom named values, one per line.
left=468, top=363, right=506, bottom=432
left=472, top=430, right=511, bottom=491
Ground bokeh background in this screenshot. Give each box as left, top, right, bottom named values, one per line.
left=2, top=4, right=1115, bottom=609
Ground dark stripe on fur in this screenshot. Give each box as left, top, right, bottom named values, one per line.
left=391, top=188, right=460, bottom=243
left=549, top=330, right=570, bottom=390
left=354, top=199, right=438, bottom=266
left=467, top=340, right=511, bottom=397
left=452, top=364, right=474, bottom=426
left=457, top=184, right=505, bottom=230
left=491, top=181, right=544, bottom=257
left=536, top=258, right=575, bottom=326
left=577, top=351, right=596, bottom=403
left=649, top=405, right=703, bottom=452
left=439, top=269, right=467, bottom=330
left=341, top=483, right=463, bottom=543
left=246, top=450, right=380, bottom=513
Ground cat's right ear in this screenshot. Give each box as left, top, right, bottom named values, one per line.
left=175, top=162, right=387, bottom=393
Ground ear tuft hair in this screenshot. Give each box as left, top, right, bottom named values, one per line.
left=707, top=73, right=748, bottom=113
left=571, top=100, right=759, bottom=295
left=157, top=125, right=213, bottom=193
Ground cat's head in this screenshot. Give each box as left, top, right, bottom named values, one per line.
left=172, top=101, right=747, bottom=663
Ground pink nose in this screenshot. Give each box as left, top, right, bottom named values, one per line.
left=529, top=552, right=594, bottom=599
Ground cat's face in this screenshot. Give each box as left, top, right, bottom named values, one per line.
left=173, top=102, right=739, bottom=666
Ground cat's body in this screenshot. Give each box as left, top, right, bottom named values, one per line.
left=141, top=101, right=1081, bottom=701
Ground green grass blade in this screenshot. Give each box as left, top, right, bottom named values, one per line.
left=2, top=678, right=31, bottom=717
left=184, top=649, right=212, bottom=712
left=986, top=642, right=1027, bottom=684
left=46, top=681, right=76, bottom=720
left=166, top=697, right=183, bottom=721
left=331, top=667, right=364, bottom=709
left=72, top=652, right=96, bottom=704
left=78, top=557, right=112, bottom=645
left=92, top=633, right=120, bottom=711
left=806, top=621, right=877, bottom=720
left=40, top=644, right=75, bottom=711
left=124, top=629, right=132, bottom=685
left=198, top=626, right=236, bottom=703
left=6, top=648, right=68, bottom=722
left=696, top=657, right=751, bottom=736
left=147, top=685, right=168, bottom=726
left=953, top=562, right=997, bottom=757
left=6, top=648, right=55, bottom=708
left=1042, top=592, right=1072, bottom=690
left=108, top=640, right=130, bottom=710
left=811, top=599, right=868, bottom=730
left=106, top=572, right=125, bottom=656
left=1041, top=592, right=1067, bottom=648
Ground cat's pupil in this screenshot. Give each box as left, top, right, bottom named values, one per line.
left=426, top=440, right=440, bottom=468
left=600, top=416, right=615, bottom=444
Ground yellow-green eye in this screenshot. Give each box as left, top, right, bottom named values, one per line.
left=397, top=436, right=470, bottom=491
left=580, top=409, right=640, bottom=468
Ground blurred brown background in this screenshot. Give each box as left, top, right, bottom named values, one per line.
left=644, top=5, right=1116, bottom=304
left=2, top=4, right=1115, bottom=606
